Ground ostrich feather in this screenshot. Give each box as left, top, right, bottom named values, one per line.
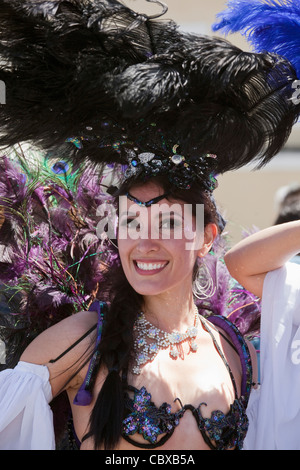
left=0, top=0, right=297, bottom=176
left=213, top=0, right=300, bottom=79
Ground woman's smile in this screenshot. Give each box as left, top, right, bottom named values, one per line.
left=133, top=259, right=169, bottom=275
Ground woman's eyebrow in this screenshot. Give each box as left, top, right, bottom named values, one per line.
left=163, top=211, right=182, bottom=216
left=119, top=207, right=185, bottom=220
left=156, top=211, right=184, bottom=219
left=119, top=211, right=139, bottom=219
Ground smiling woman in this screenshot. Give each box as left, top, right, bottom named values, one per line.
left=117, top=179, right=217, bottom=298
left=77, top=173, right=252, bottom=451
left=0, top=0, right=299, bottom=452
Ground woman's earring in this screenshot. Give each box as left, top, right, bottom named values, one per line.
left=192, top=259, right=215, bottom=300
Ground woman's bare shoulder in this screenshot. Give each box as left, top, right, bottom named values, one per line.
left=20, top=310, right=99, bottom=375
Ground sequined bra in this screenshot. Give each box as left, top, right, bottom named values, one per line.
left=71, top=301, right=252, bottom=450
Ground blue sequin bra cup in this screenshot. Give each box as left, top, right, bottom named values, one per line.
left=122, top=385, right=249, bottom=450
left=121, top=315, right=252, bottom=450
left=67, top=302, right=253, bottom=450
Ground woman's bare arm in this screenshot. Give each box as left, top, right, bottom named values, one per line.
left=20, top=309, right=98, bottom=398
left=224, top=220, right=300, bottom=298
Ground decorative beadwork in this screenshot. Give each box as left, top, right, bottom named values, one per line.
left=132, top=305, right=200, bottom=374
left=66, top=118, right=219, bottom=191
left=123, top=386, right=179, bottom=444
left=124, top=147, right=218, bottom=191
left=196, top=396, right=249, bottom=450
left=123, top=315, right=252, bottom=449
left=123, top=386, right=249, bottom=449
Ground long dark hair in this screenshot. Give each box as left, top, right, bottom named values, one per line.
left=82, top=175, right=221, bottom=449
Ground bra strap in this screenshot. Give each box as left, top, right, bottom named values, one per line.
left=200, top=315, right=239, bottom=399
left=209, top=315, right=252, bottom=400
left=48, top=324, right=97, bottom=364
left=73, top=301, right=105, bottom=406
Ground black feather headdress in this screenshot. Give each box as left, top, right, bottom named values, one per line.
left=0, top=0, right=299, bottom=189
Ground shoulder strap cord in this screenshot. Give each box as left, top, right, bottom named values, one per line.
left=48, top=301, right=105, bottom=406
left=73, top=301, right=105, bottom=406
left=200, top=315, right=239, bottom=399
left=48, top=324, right=97, bottom=364
left=208, top=315, right=253, bottom=401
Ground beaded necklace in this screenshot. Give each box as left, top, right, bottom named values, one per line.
left=132, top=305, right=201, bottom=375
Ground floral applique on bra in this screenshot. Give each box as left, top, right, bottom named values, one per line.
left=122, top=316, right=252, bottom=450
left=123, top=384, right=249, bottom=450
left=72, top=303, right=253, bottom=451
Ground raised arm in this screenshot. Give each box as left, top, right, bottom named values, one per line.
left=224, top=220, right=300, bottom=298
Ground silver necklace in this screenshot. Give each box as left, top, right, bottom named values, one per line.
left=132, top=305, right=201, bottom=375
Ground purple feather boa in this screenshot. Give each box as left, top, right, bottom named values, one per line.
left=0, top=154, right=119, bottom=335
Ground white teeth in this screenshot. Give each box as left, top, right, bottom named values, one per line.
left=136, top=262, right=167, bottom=271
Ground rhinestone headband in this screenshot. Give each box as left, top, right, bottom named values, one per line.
left=66, top=119, right=218, bottom=191
left=123, top=146, right=218, bottom=191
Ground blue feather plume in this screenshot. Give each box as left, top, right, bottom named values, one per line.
left=213, top=0, right=300, bottom=78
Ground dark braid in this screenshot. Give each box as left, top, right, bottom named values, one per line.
left=82, top=266, right=143, bottom=449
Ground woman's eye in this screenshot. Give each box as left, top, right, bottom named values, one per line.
left=160, top=218, right=181, bottom=230
left=120, top=218, right=134, bottom=226
left=120, top=218, right=141, bottom=230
